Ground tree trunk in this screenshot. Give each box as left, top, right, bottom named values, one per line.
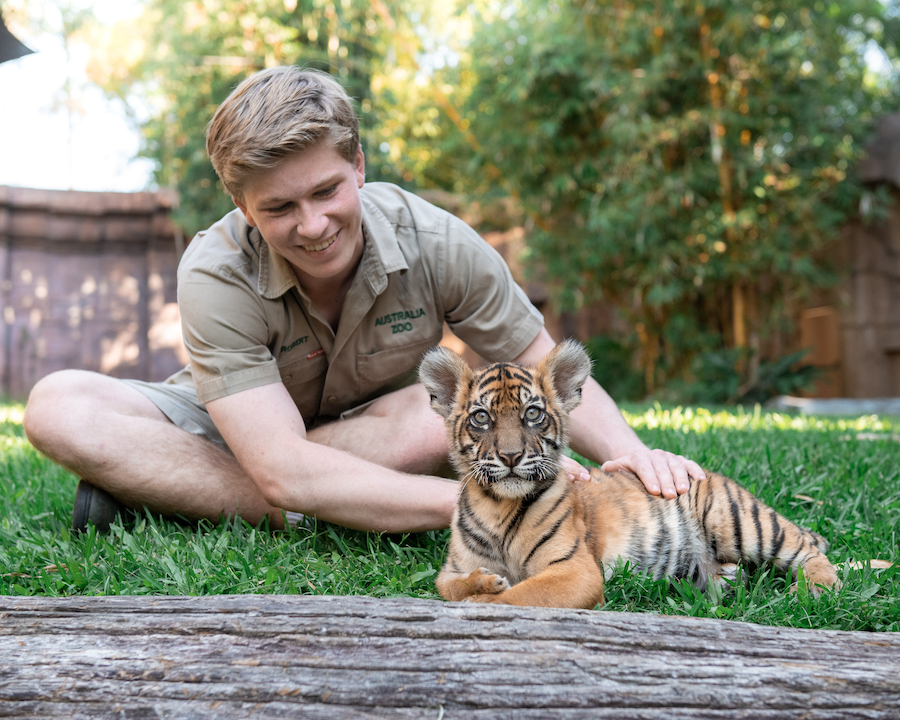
left=0, top=594, right=897, bottom=719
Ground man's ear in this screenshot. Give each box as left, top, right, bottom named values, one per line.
left=232, top=196, right=257, bottom=227
left=355, top=145, right=366, bottom=189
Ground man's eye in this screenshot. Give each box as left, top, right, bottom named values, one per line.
left=266, top=203, right=291, bottom=213
left=315, top=185, right=337, bottom=197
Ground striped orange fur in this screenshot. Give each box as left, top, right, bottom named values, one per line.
left=419, top=340, right=838, bottom=609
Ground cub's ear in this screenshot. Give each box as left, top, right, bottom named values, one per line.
left=539, top=340, right=592, bottom=412
left=418, top=346, right=472, bottom=419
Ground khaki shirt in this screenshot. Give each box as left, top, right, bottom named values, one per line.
left=168, top=182, right=544, bottom=423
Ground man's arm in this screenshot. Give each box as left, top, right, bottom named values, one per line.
left=205, top=381, right=457, bottom=531
left=514, top=328, right=705, bottom=498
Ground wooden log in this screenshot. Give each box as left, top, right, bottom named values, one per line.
left=0, top=594, right=897, bottom=719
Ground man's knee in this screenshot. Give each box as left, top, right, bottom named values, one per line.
left=366, top=384, right=449, bottom=463
left=364, top=383, right=430, bottom=414
left=311, top=384, right=449, bottom=473
left=23, top=370, right=160, bottom=454
left=366, top=384, right=444, bottom=434
left=23, top=370, right=87, bottom=451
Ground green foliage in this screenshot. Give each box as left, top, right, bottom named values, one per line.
left=425, top=0, right=899, bottom=388
left=666, top=347, right=820, bottom=405
left=84, top=0, right=900, bottom=396
left=583, top=334, right=646, bottom=401
left=1, top=516, right=445, bottom=598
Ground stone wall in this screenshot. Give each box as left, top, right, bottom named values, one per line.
left=0, top=185, right=188, bottom=400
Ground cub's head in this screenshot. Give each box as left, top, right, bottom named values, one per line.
left=419, top=340, right=591, bottom=499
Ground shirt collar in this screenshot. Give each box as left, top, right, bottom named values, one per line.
left=358, top=192, right=409, bottom=295
left=255, top=227, right=297, bottom=300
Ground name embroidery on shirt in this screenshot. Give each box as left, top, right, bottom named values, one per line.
left=374, top=307, right=426, bottom=335
left=280, top=336, right=309, bottom=353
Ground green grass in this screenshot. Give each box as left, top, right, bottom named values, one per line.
left=1, top=400, right=898, bottom=632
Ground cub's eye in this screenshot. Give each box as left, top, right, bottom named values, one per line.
left=469, top=410, right=490, bottom=427
left=525, top=406, right=544, bottom=422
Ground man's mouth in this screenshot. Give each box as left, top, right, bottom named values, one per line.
left=304, top=233, right=337, bottom=253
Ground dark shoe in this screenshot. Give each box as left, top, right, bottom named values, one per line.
left=72, top=479, right=124, bottom=533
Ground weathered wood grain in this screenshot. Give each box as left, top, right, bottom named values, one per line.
left=0, top=594, right=897, bottom=719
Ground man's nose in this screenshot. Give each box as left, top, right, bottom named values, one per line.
left=296, top=208, right=329, bottom=238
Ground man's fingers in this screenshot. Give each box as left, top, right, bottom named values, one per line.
left=603, top=455, right=663, bottom=496
left=602, top=451, right=703, bottom=498
left=686, top=459, right=707, bottom=481
left=561, top=455, right=591, bottom=482
left=649, top=449, right=677, bottom=499
left=669, top=454, right=691, bottom=495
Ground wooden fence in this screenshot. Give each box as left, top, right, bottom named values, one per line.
left=0, top=185, right=187, bottom=399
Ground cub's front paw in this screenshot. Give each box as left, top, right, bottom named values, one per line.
left=466, top=567, right=510, bottom=595
left=463, top=593, right=512, bottom=604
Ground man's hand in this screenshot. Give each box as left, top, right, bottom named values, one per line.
left=601, top=449, right=706, bottom=499
left=560, top=455, right=591, bottom=482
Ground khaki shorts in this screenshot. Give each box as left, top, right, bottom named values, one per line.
left=123, top=378, right=382, bottom=452
left=123, top=379, right=228, bottom=449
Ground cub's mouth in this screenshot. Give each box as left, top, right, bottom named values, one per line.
left=483, top=474, right=536, bottom=500
left=474, top=461, right=557, bottom=499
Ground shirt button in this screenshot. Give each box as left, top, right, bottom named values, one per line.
left=327, top=396, right=338, bottom=403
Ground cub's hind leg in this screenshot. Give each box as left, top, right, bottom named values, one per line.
left=691, top=473, right=838, bottom=595
left=708, top=562, right=739, bottom=592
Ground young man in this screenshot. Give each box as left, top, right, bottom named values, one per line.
left=23, top=67, right=703, bottom=533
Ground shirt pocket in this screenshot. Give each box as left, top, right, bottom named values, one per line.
left=356, top=334, right=442, bottom=402
left=278, top=350, right=328, bottom=421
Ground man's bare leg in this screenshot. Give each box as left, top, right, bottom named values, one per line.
left=23, top=370, right=282, bottom=526
left=308, top=383, right=453, bottom=476
left=23, top=372, right=456, bottom=531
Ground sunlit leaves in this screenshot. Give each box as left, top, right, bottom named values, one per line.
left=89, top=0, right=427, bottom=233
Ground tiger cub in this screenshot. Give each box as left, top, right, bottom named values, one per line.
left=418, top=340, right=838, bottom=609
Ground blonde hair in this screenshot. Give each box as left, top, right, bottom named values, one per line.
left=206, top=66, right=360, bottom=201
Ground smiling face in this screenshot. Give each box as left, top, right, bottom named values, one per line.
left=234, top=140, right=367, bottom=293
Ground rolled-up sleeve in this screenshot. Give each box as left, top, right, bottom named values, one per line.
left=178, top=263, right=282, bottom=404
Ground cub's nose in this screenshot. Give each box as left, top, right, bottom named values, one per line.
left=497, top=450, right=523, bottom=468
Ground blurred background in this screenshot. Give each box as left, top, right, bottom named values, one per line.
left=2, top=0, right=900, bottom=407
